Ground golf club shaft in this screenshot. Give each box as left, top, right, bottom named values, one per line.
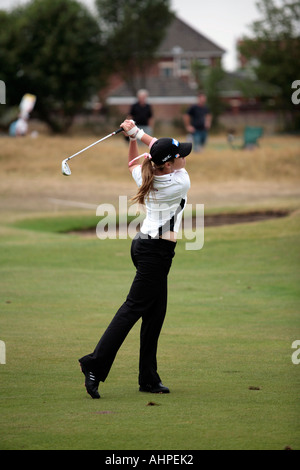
left=66, top=127, right=123, bottom=162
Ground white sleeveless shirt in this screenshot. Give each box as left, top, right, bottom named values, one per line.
left=132, top=165, right=191, bottom=238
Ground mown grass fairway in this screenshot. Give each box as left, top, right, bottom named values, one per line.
left=0, top=133, right=299, bottom=450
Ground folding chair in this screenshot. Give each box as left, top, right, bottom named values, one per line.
left=228, top=126, right=263, bottom=149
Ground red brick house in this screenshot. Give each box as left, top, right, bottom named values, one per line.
left=105, top=16, right=225, bottom=122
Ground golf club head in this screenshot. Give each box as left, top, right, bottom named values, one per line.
left=62, top=159, right=71, bottom=176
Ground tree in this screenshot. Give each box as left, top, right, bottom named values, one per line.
left=191, top=61, right=226, bottom=129
left=95, top=0, right=174, bottom=94
left=238, top=0, right=300, bottom=129
left=0, top=0, right=106, bottom=132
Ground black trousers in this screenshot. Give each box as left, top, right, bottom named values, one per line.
left=79, top=233, right=176, bottom=386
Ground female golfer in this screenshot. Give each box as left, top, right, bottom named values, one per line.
left=79, top=119, right=192, bottom=398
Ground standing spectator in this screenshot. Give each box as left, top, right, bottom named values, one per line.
left=129, top=89, right=154, bottom=136
left=183, top=93, right=212, bottom=152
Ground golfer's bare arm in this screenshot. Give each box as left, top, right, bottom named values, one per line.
left=121, top=119, right=153, bottom=174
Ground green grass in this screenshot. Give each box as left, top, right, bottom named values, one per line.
left=0, top=213, right=299, bottom=450
left=11, top=213, right=142, bottom=234
left=11, top=213, right=100, bottom=233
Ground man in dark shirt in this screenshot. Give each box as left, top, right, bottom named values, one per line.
left=129, top=89, right=154, bottom=136
left=184, top=93, right=212, bottom=152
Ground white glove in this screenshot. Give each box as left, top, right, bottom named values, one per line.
left=126, top=120, right=145, bottom=141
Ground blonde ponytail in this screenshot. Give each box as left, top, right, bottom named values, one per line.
left=131, top=158, right=155, bottom=205
left=131, top=158, right=171, bottom=205
left=131, top=158, right=175, bottom=204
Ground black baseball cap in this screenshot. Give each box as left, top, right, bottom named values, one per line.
left=150, top=138, right=192, bottom=165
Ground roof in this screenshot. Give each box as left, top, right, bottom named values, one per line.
left=218, top=71, right=281, bottom=98
left=106, top=16, right=226, bottom=104
left=106, top=77, right=198, bottom=105
left=158, top=16, right=226, bottom=58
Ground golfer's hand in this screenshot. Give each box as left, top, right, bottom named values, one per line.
left=120, top=119, right=144, bottom=141
left=121, top=119, right=136, bottom=136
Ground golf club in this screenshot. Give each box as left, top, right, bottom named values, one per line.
left=61, top=127, right=123, bottom=176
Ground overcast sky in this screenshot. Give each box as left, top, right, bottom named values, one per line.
left=172, top=0, right=260, bottom=70
left=0, top=0, right=261, bottom=71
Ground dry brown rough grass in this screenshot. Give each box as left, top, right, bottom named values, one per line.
left=0, top=133, right=299, bottom=217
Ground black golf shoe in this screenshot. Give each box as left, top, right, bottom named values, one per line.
left=79, top=362, right=100, bottom=399
left=139, top=382, right=170, bottom=394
